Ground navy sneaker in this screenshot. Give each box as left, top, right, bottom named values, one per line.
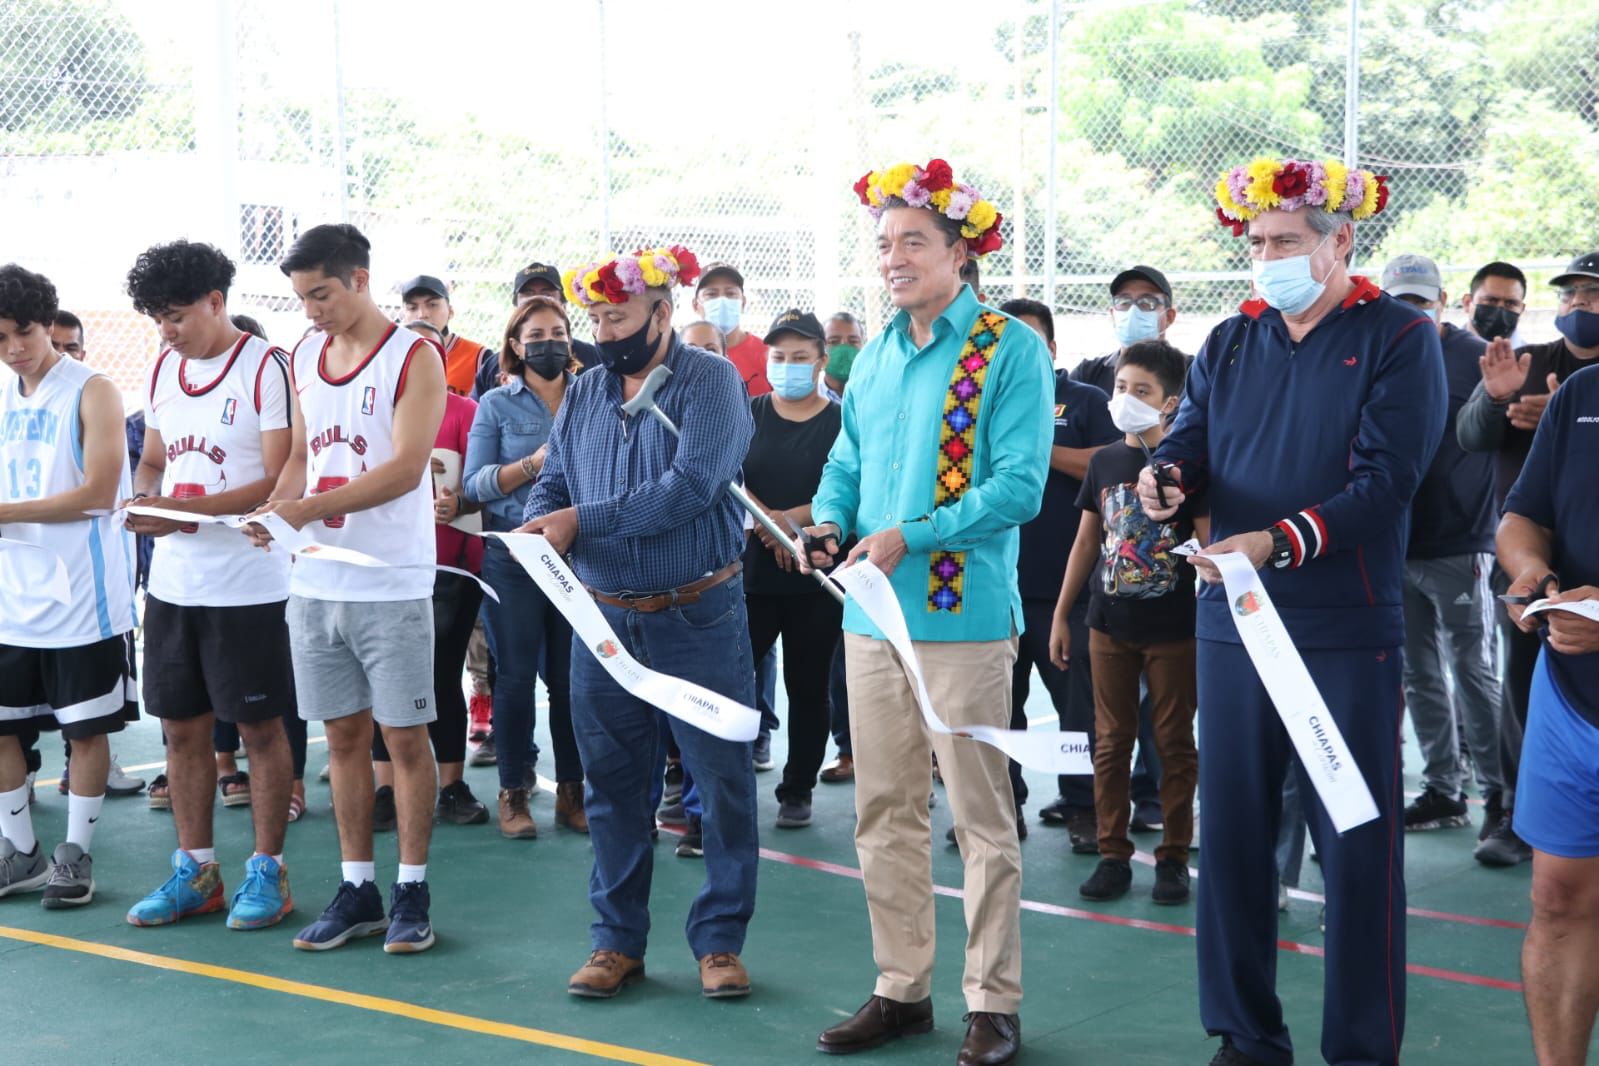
left=292, top=880, right=388, bottom=951
left=384, top=881, right=435, bottom=954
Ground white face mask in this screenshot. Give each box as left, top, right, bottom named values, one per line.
left=1107, top=392, right=1166, bottom=435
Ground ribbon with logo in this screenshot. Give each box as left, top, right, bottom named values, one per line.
left=487, top=532, right=760, bottom=743
left=831, top=559, right=1091, bottom=774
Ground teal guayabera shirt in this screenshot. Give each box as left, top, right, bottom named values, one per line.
left=812, top=284, right=1054, bottom=643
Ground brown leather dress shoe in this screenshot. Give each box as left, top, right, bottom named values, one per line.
left=698, top=951, right=751, bottom=997
left=567, top=949, right=644, bottom=998
left=817, top=994, right=934, bottom=1054
left=819, top=754, right=854, bottom=783
left=957, top=1011, right=1020, bottom=1066
left=555, top=781, right=589, bottom=834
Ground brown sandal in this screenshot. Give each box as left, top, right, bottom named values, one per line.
left=219, top=771, right=252, bottom=808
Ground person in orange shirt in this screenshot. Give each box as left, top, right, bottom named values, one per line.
left=400, top=275, right=485, bottom=396
left=692, top=263, right=770, bottom=396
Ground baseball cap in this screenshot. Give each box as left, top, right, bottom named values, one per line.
left=1380, top=254, right=1442, bottom=301
left=1549, top=251, right=1599, bottom=289
left=399, top=275, right=449, bottom=301
left=695, top=262, right=745, bottom=294
left=1110, top=265, right=1172, bottom=302
left=762, top=310, right=824, bottom=345
left=513, top=262, right=564, bottom=300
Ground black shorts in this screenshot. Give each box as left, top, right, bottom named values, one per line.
left=0, top=636, right=132, bottom=741
left=142, top=596, right=297, bottom=725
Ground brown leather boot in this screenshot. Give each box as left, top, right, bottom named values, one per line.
left=555, top=781, right=589, bottom=834
left=498, top=787, right=537, bottom=839
left=567, top=949, right=644, bottom=998
left=698, top=951, right=750, bottom=998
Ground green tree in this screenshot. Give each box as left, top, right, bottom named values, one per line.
left=0, top=0, right=147, bottom=132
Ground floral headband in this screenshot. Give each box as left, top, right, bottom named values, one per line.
left=853, top=158, right=1005, bottom=257
left=1214, top=157, right=1390, bottom=237
left=562, top=245, right=702, bottom=307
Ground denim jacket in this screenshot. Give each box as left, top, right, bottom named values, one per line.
left=464, top=373, right=571, bottom=532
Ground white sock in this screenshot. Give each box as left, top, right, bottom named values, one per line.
left=0, top=785, right=36, bottom=854
left=271, top=853, right=284, bottom=867
left=396, top=863, right=427, bottom=884
left=66, top=792, right=104, bottom=852
left=341, top=860, right=375, bottom=886
left=187, top=847, right=217, bottom=865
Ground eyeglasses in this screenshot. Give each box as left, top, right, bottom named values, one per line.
left=1557, top=283, right=1599, bottom=305
left=1111, top=295, right=1169, bottom=313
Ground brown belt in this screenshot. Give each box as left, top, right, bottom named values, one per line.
left=587, top=561, right=742, bottom=613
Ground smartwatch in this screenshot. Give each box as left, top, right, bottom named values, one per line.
left=1268, top=525, right=1295, bottom=570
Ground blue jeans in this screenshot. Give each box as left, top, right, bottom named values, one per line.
left=828, top=643, right=850, bottom=756
left=572, top=576, right=759, bottom=959
left=481, top=539, right=579, bottom=788
left=755, top=645, right=779, bottom=739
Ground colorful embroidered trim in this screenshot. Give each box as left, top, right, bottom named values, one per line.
left=927, top=310, right=1007, bottom=613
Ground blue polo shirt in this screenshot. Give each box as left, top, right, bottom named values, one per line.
left=1503, top=363, right=1599, bottom=728
left=1016, top=374, right=1117, bottom=601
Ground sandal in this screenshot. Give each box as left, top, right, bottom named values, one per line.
left=287, top=792, right=305, bottom=823
left=219, top=771, right=252, bottom=808
left=148, top=773, right=171, bottom=811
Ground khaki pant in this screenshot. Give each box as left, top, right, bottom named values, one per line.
left=845, top=631, right=1023, bottom=1014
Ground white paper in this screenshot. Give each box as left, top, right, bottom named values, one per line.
left=0, top=539, right=72, bottom=605
left=430, top=448, right=481, bottom=534
left=829, top=560, right=1093, bottom=774
left=486, top=532, right=760, bottom=742
left=1179, top=547, right=1378, bottom=833
left=1523, top=598, right=1599, bottom=622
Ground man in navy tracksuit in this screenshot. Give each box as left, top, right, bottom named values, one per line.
left=1145, top=159, right=1445, bottom=1066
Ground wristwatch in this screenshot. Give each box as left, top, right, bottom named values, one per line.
left=1268, top=525, right=1295, bottom=569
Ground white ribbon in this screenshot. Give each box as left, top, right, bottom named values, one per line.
left=829, top=560, right=1093, bottom=774
left=0, top=539, right=73, bottom=606
left=1174, top=543, right=1378, bottom=833
left=1523, top=598, right=1599, bottom=623
left=487, top=532, right=760, bottom=743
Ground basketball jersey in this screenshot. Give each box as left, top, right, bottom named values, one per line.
left=0, top=356, right=136, bottom=648
left=291, top=323, right=435, bottom=602
left=144, top=333, right=293, bottom=607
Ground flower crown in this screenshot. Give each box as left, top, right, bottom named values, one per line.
left=1214, top=157, right=1390, bottom=237
left=562, top=245, right=702, bottom=307
left=853, top=159, right=1005, bottom=257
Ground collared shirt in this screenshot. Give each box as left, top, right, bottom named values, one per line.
left=464, top=372, right=570, bottom=532
left=812, top=285, right=1054, bottom=642
left=523, top=336, right=753, bottom=594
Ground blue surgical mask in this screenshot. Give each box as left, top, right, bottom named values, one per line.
left=1555, top=308, right=1599, bottom=349
left=766, top=359, right=817, bottom=401
left=703, top=297, right=741, bottom=334
left=1114, top=307, right=1164, bottom=347
left=1251, top=235, right=1331, bottom=314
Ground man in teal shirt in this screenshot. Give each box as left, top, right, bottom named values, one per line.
left=806, top=160, right=1052, bottom=1066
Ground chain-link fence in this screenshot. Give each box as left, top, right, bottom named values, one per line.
left=4, top=0, right=1598, bottom=397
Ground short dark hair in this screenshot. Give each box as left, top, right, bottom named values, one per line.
left=126, top=240, right=236, bottom=316
left=881, top=198, right=967, bottom=250
left=53, top=309, right=84, bottom=344
left=998, top=298, right=1053, bottom=344
left=1470, top=261, right=1527, bottom=298
left=1116, top=339, right=1187, bottom=399
left=279, top=223, right=371, bottom=283
left=230, top=313, right=266, bottom=338
left=0, top=264, right=60, bottom=328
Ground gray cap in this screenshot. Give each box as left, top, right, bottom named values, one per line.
left=1380, top=254, right=1441, bottom=301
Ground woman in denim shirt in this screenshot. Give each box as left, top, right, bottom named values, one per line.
left=464, top=296, right=584, bottom=839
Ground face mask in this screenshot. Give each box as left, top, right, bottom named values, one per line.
left=824, top=343, right=858, bottom=382
left=767, top=359, right=817, bottom=401
left=521, top=340, right=569, bottom=381
left=1420, top=306, right=1440, bottom=325
left=1251, top=234, right=1331, bottom=315
left=1471, top=303, right=1520, bottom=341
left=1114, top=307, right=1164, bottom=347
left=1107, top=392, right=1166, bottom=435
left=595, top=301, right=662, bottom=376
left=1555, top=308, right=1599, bottom=349
left=702, top=297, right=741, bottom=334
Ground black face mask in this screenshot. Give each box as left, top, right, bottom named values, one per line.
left=595, top=301, right=664, bottom=376
left=521, top=340, right=569, bottom=381
left=1471, top=303, right=1520, bottom=341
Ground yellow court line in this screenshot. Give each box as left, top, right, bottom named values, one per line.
left=0, top=925, right=706, bottom=1066
left=35, top=736, right=330, bottom=790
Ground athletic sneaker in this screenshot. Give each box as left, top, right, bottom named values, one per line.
left=372, top=785, right=397, bottom=833
left=662, top=760, right=685, bottom=806
left=1403, top=787, right=1471, bottom=831
left=126, top=849, right=225, bottom=926
left=468, top=736, right=497, bottom=767
left=292, top=881, right=388, bottom=950
left=1130, top=799, right=1164, bottom=833
left=676, top=816, right=704, bottom=858
left=1079, top=859, right=1132, bottom=901
left=1474, top=815, right=1532, bottom=867
left=775, top=798, right=812, bottom=828
left=468, top=692, right=493, bottom=742
left=41, top=843, right=94, bottom=909
left=106, top=757, right=146, bottom=797
left=384, top=881, right=435, bottom=954
left=0, top=838, right=49, bottom=897
left=227, top=854, right=293, bottom=930
left=752, top=734, right=775, bottom=772
left=435, top=781, right=489, bottom=826
left=656, top=799, right=689, bottom=827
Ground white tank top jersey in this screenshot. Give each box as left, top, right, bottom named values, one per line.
left=290, top=322, right=435, bottom=602
left=0, top=355, right=136, bottom=648
left=144, top=332, right=293, bottom=607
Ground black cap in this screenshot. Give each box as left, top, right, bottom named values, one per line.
left=513, top=262, right=564, bottom=301
left=399, top=274, right=449, bottom=301
left=695, top=262, right=745, bottom=294
left=1549, top=251, right=1599, bottom=288
left=762, top=309, right=824, bottom=345
left=1109, top=265, right=1172, bottom=302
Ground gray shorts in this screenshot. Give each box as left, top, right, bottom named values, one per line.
left=287, top=595, right=436, bottom=728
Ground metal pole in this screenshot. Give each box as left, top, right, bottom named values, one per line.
left=332, top=0, right=348, bottom=222
left=1343, top=0, right=1360, bottom=168
left=1044, top=0, right=1060, bottom=310
left=1010, top=2, right=1027, bottom=298
left=597, top=0, right=613, bottom=250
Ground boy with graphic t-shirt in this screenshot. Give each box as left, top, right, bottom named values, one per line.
left=1050, top=340, right=1206, bottom=905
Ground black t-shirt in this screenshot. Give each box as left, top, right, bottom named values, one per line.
left=1016, top=374, right=1119, bottom=600
left=1076, top=440, right=1206, bottom=644
left=1489, top=337, right=1599, bottom=506
left=741, top=394, right=842, bottom=596
left=1069, top=352, right=1118, bottom=397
